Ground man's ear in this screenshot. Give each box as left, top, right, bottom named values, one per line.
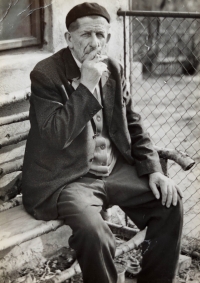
left=106, top=33, right=111, bottom=44
left=65, top=32, right=73, bottom=49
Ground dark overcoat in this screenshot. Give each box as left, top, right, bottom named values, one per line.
left=22, top=47, right=162, bottom=220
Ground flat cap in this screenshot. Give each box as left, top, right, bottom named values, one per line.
left=66, top=2, right=110, bottom=29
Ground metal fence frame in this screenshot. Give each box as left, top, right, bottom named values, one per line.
left=117, top=10, right=200, bottom=243
left=117, top=10, right=200, bottom=79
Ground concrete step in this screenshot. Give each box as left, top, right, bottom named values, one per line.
left=0, top=205, right=72, bottom=282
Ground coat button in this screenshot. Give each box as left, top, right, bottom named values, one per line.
left=96, top=115, right=101, bottom=122
left=133, top=113, right=141, bottom=121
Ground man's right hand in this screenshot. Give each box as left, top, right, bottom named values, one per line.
left=80, top=49, right=108, bottom=93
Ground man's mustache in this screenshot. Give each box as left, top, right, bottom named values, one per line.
left=84, top=47, right=107, bottom=56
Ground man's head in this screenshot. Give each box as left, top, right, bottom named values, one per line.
left=65, top=2, right=111, bottom=63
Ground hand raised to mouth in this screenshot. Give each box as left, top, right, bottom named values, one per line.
left=80, top=48, right=108, bottom=94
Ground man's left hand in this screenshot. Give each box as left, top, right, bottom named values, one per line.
left=149, top=172, right=183, bottom=208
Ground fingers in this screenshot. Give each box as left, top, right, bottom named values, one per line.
left=85, top=49, right=99, bottom=61
left=162, top=182, right=182, bottom=208
left=160, top=181, right=168, bottom=206
left=149, top=181, right=160, bottom=200
left=95, top=54, right=108, bottom=62
left=166, top=184, right=172, bottom=208
left=85, top=49, right=108, bottom=62
left=96, top=62, right=108, bottom=73
left=177, top=186, right=184, bottom=199
left=149, top=173, right=183, bottom=208
left=172, top=186, right=178, bottom=206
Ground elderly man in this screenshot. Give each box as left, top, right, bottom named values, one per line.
left=22, top=2, right=183, bottom=283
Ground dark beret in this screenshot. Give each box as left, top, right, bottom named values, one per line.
left=66, top=2, right=110, bottom=29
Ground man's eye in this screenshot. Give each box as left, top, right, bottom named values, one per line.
left=82, top=33, right=90, bottom=37
left=97, top=33, right=104, bottom=38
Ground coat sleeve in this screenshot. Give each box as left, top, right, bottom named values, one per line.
left=120, top=68, right=163, bottom=176
left=30, top=69, right=102, bottom=150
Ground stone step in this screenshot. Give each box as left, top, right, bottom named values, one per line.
left=0, top=205, right=72, bottom=282
left=0, top=205, right=65, bottom=251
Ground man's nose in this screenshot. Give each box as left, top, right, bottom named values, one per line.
left=90, top=33, right=100, bottom=48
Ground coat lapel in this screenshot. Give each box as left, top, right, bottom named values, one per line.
left=62, top=48, right=81, bottom=95
left=100, top=72, right=116, bottom=129
left=63, top=48, right=81, bottom=79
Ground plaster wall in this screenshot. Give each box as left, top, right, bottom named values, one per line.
left=51, top=0, right=128, bottom=62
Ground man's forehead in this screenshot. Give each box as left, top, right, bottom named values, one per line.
left=76, top=16, right=110, bottom=31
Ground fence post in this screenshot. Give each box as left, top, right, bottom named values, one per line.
left=123, top=13, right=127, bottom=79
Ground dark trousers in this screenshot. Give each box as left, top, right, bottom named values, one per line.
left=57, top=156, right=183, bottom=283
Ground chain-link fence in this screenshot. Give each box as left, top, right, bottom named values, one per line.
left=118, top=11, right=200, bottom=244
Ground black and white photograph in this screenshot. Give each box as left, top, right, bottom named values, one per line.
left=0, top=1, right=200, bottom=282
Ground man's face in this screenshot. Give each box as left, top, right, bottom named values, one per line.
left=66, top=16, right=111, bottom=63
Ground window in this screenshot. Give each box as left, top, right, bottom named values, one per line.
left=0, top=0, right=42, bottom=51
